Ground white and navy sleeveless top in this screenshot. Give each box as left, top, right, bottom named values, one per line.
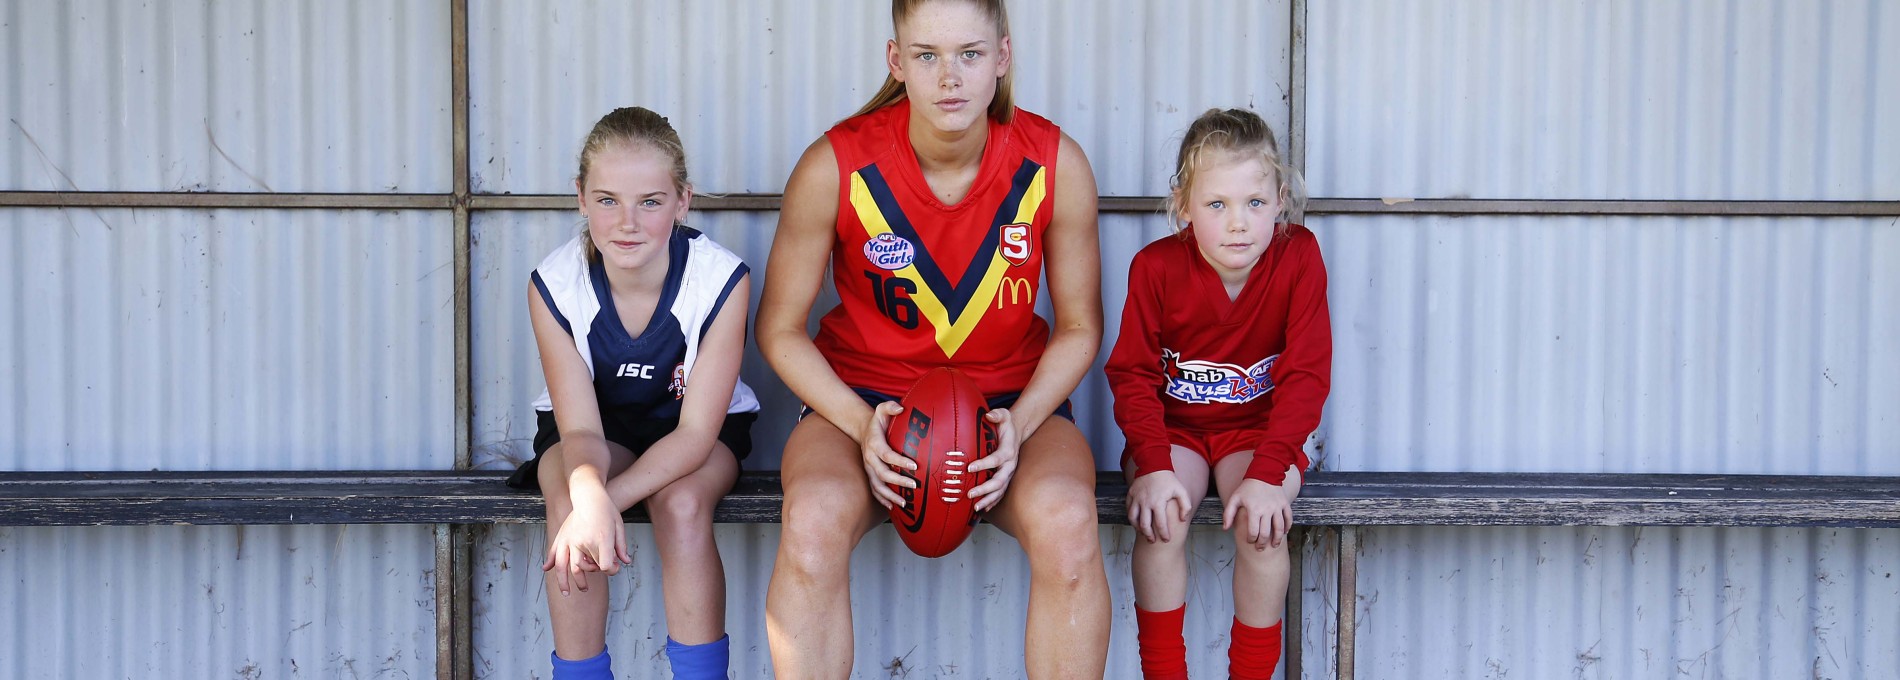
left=529, top=226, right=760, bottom=419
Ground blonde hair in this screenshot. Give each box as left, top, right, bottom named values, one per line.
left=574, top=106, right=690, bottom=262
left=851, top=0, right=1016, bottom=124
left=1165, top=108, right=1306, bottom=235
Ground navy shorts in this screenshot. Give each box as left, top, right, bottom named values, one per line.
left=506, top=408, right=757, bottom=490
left=802, top=387, right=1074, bottom=423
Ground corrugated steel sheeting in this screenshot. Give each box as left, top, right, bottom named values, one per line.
left=1307, top=0, right=1900, bottom=201
left=6, top=0, right=1898, bottom=678
left=1318, top=214, right=1899, bottom=476
left=1350, top=526, right=1900, bottom=679
left=1304, top=2, right=1900, bottom=677
left=0, top=524, right=437, bottom=680
left=0, top=0, right=450, bottom=193
left=468, top=0, right=1291, bottom=197
left=1, top=208, right=456, bottom=471
left=471, top=522, right=1337, bottom=678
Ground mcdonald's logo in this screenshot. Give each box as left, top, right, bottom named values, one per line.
left=996, top=276, right=1035, bottom=309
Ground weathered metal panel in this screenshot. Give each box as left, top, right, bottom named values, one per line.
left=470, top=522, right=1332, bottom=678
left=0, top=524, right=437, bottom=680
left=467, top=0, right=1291, bottom=197
left=0, top=208, right=456, bottom=470
left=1307, top=0, right=1900, bottom=201
left=1318, top=214, right=1898, bottom=476
left=1348, top=526, right=1900, bottom=679
left=0, top=0, right=451, bottom=193
left=1316, top=212, right=1898, bottom=678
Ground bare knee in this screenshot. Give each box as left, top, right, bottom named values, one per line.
left=648, top=484, right=716, bottom=534
left=1231, top=535, right=1291, bottom=570
left=777, top=492, right=865, bottom=583
left=1024, top=503, right=1104, bottom=585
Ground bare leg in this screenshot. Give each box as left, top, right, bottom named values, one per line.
left=643, top=441, right=742, bottom=644
left=986, top=418, right=1112, bottom=679
left=764, top=415, right=885, bottom=679
left=536, top=442, right=637, bottom=660
left=1212, top=453, right=1303, bottom=627
left=1127, top=446, right=1213, bottom=612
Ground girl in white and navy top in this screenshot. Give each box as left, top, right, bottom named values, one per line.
left=512, top=106, right=754, bottom=680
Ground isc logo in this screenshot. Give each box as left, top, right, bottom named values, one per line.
left=614, top=363, right=656, bottom=379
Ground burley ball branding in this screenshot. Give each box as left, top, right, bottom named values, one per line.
left=1160, top=349, right=1278, bottom=405
left=863, top=233, right=916, bottom=271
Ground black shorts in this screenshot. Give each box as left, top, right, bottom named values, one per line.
left=505, top=408, right=758, bottom=490
left=801, top=387, right=1075, bottom=422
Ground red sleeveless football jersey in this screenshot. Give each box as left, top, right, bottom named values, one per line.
left=815, top=102, right=1061, bottom=397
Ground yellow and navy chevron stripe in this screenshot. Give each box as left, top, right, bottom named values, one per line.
left=847, top=159, right=1048, bottom=357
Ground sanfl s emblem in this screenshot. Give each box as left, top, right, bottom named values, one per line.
left=1000, top=223, right=1031, bottom=267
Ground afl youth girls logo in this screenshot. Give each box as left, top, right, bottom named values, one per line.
left=863, top=233, right=916, bottom=271
left=1000, top=223, right=1031, bottom=266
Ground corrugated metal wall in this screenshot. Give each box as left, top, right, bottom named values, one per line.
left=1305, top=1, right=1899, bottom=677
left=4, top=0, right=1896, bottom=678
left=462, top=2, right=1297, bottom=677
left=2, top=0, right=450, bottom=193
left=1, top=1, right=449, bottom=678
left=1308, top=0, right=1900, bottom=201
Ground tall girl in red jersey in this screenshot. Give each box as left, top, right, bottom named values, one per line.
left=1105, top=109, right=1333, bottom=680
left=757, top=0, right=1109, bottom=677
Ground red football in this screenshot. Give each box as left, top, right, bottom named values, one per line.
left=886, top=367, right=998, bottom=558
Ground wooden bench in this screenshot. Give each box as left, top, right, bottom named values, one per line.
left=5, top=470, right=1896, bottom=528
left=6, top=470, right=1896, bottom=679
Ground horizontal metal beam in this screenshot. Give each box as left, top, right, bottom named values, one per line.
left=1309, top=198, right=1900, bottom=218
left=0, top=191, right=454, bottom=210
left=7, top=191, right=1898, bottom=218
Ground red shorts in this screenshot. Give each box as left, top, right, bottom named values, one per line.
left=1156, top=428, right=1310, bottom=479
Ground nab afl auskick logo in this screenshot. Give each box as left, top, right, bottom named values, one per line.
left=863, top=233, right=916, bottom=271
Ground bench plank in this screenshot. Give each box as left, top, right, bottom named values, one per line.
left=2, top=471, right=1897, bottom=528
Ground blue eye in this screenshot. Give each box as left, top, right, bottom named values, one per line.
left=1250, top=198, right=1266, bottom=207
left=919, top=52, right=936, bottom=62
left=962, top=50, right=980, bottom=60
left=1208, top=201, right=1224, bottom=210
left=641, top=199, right=662, bottom=208
left=598, top=197, right=617, bottom=207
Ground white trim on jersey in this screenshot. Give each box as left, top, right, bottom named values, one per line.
left=529, top=230, right=760, bottom=416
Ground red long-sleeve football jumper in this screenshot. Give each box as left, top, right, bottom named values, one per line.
left=1104, top=225, right=1332, bottom=485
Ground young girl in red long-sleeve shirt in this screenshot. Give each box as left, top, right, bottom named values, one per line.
left=1105, top=107, right=1332, bottom=680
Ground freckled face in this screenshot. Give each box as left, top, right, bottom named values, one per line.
left=578, top=144, right=688, bottom=273
left=1182, top=155, right=1283, bottom=281
left=888, top=1, right=1010, bottom=133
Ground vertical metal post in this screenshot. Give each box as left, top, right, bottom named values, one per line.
left=437, top=0, right=475, bottom=679
left=1288, top=0, right=1308, bottom=175
left=1286, top=0, right=1310, bottom=676
left=1285, top=526, right=1305, bottom=678
left=1335, top=526, right=1357, bottom=680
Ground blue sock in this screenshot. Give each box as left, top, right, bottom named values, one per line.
left=665, top=634, right=730, bottom=680
left=551, top=647, right=612, bottom=680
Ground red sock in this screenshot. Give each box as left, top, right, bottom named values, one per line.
left=1134, top=605, right=1189, bottom=679
left=1228, top=618, right=1283, bottom=680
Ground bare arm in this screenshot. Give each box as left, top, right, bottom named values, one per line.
left=1002, top=132, right=1103, bottom=442
left=756, top=137, right=916, bottom=508
left=964, top=134, right=1103, bottom=510
left=529, top=281, right=627, bottom=590
left=529, top=283, right=614, bottom=504
left=755, top=138, right=876, bottom=436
